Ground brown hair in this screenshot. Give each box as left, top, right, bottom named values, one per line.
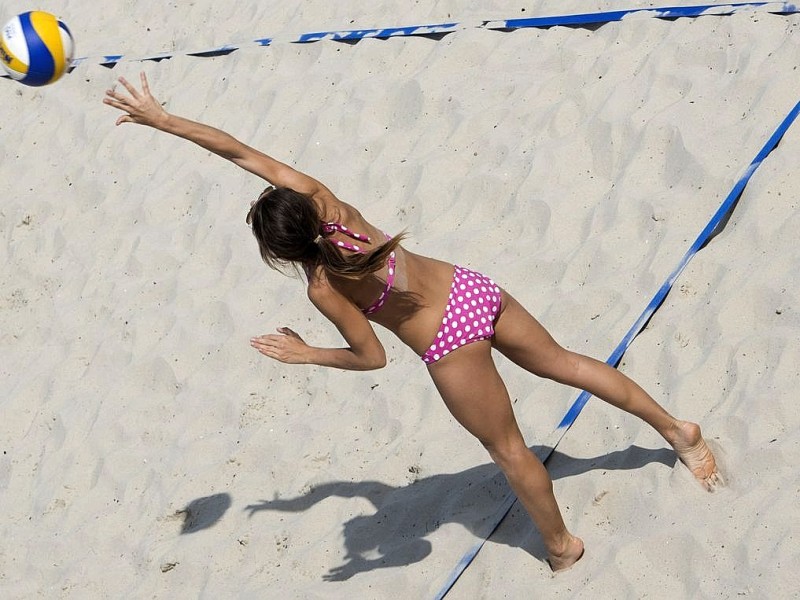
left=247, top=186, right=404, bottom=279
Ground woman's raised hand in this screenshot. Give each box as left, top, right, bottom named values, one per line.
left=104, top=72, right=169, bottom=128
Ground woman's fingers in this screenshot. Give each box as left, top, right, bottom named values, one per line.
left=250, top=337, right=286, bottom=361
left=104, top=76, right=147, bottom=109
left=251, top=334, right=284, bottom=351
left=250, top=337, right=272, bottom=354
left=250, top=336, right=272, bottom=347
left=250, top=330, right=307, bottom=363
left=117, top=75, right=140, bottom=98
left=276, top=327, right=303, bottom=342
left=140, top=71, right=151, bottom=95
left=103, top=74, right=165, bottom=128
left=103, top=85, right=126, bottom=106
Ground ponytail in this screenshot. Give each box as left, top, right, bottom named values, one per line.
left=248, top=186, right=405, bottom=279
left=314, top=231, right=407, bottom=280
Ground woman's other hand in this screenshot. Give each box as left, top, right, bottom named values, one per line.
left=250, top=328, right=312, bottom=364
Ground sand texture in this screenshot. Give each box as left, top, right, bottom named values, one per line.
left=1, top=1, right=799, bottom=598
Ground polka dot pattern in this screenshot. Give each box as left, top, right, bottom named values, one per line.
left=322, top=222, right=371, bottom=252
left=362, top=250, right=396, bottom=315
left=422, top=266, right=502, bottom=364
left=319, top=221, right=396, bottom=316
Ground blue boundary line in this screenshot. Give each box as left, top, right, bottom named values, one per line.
left=3, top=2, right=797, bottom=79
left=432, top=99, right=800, bottom=599
left=484, top=1, right=797, bottom=30
left=91, top=3, right=798, bottom=66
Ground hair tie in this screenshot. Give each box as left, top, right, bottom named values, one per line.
left=313, top=234, right=324, bottom=244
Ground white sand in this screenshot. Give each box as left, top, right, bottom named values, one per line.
left=2, top=1, right=799, bottom=598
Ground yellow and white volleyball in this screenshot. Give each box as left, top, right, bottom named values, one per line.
left=1, top=11, right=75, bottom=86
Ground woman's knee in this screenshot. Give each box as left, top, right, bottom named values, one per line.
left=485, top=439, right=553, bottom=490
left=483, top=435, right=531, bottom=473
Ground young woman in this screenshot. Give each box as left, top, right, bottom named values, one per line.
left=104, top=73, right=721, bottom=571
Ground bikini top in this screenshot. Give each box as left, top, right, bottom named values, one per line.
left=322, top=221, right=396, bottom=316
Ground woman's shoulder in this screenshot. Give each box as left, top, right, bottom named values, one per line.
left=312, top=186, right=351, bottom=215
left=305, top=266, right=360, bottom=315
left=305, top=265, right=341, bottom=297
left=320, top=196, right=363, bottom=223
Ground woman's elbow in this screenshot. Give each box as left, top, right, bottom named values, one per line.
left=363, top=348, right=386, bottom=370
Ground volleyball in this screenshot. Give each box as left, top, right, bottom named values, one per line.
left=1, top=11, right=74, bottom=86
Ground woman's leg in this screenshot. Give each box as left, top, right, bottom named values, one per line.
left=491, top=292, right=721, bottom=490
left=427, top=340, right=584, bottom=570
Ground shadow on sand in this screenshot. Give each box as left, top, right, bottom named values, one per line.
left=242, top=444, right=676, bottom=581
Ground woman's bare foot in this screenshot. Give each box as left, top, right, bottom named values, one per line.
left=547, top=535, right=585, bottom=572
left=667, top=420, right=723, bottom=491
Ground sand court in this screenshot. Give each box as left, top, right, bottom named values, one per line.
left=2, top=2, right=799, bottom=598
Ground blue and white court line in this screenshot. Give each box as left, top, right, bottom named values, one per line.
left=2, top=2, right=795, bottom=78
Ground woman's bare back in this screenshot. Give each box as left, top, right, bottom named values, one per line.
left=313, top=196, right=459, bottom=356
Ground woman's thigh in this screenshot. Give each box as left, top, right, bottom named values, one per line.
left=491, top=291, right=581, bottom=384
left=426, top=340, right=525, bottom=450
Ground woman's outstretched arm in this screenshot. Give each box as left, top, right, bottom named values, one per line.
left=249, top=277, right=387, bottom=371
left=103, top=72, right=326, bottom=197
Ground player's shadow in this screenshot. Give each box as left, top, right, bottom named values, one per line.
left=244, top=444, right=675, bottom=581
left=178, top=493, right=233, bottom=534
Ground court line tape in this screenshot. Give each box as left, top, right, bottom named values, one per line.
left=433, top=99, right=800, bottom=599
left=79, top=3, right=800, bottom=66
left=1, top=2, right=796, bottom=80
